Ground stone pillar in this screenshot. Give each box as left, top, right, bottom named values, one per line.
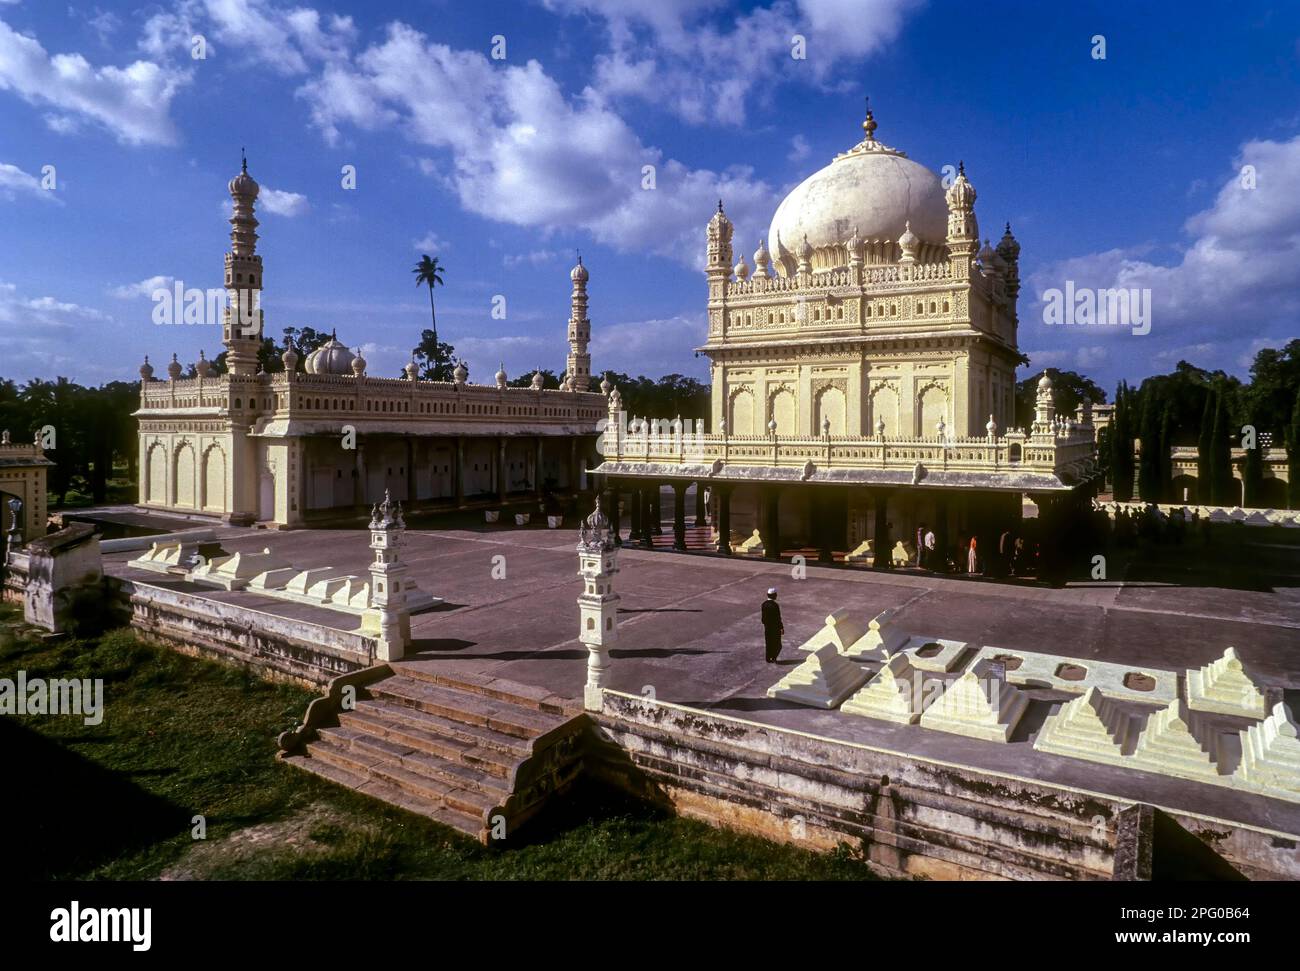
left=353, top=440, right=366, bottom=507
left=360, top=490, right=411, bottom=661
left=405, top=437, right=415, bottom=502
left=454, top=436, right=465, bottom=507
left=763, top=487, right=781, bottom=560
left=577, top=498, right=619, bottom=711
left=568, top=437, right=578, bottom=493
left=873, top=489, right=891, bottom=571
left=716, top=485, right=732, bottom=555
left=672, top=481, right=688, bottom=551
left=640, top=486, right=654, bottom=549
left=535, top=437, right=544, bottom=497
left=629, top=486, right=642, bottom=545
left=607, top=482, right=622, bottom=547
left=693, top=480, right=706, bottom=526
left=650, top=483, right=663, bottom=535
left=817, top=490, right=834, bottom=564
left=497, top=436, right=508, bottom=500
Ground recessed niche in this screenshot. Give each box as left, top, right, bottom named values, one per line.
left=1123, top=672, right=1156, bottom=692
left=1055, top=663, right=1087, bottom=681
left=993, top=653, right=1023, bottom=671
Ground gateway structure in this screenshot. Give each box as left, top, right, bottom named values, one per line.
left=594, top=108, right=1098, bottom=563
left=137, top=160, right=605, bottom=527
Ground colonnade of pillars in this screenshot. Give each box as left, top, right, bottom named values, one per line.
left=597, top=478, right=1087, bottom=582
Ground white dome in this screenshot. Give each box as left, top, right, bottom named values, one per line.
left=304, top=336, right=355, bottom=375
left=768, top=140, right=948, bottom=276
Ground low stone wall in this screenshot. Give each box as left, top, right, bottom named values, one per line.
left=590, top=691, right=1300, bottom=881
left=115, top=576, right=376, bottom=688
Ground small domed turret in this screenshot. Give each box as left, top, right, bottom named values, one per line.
left=167, top=353, right=183, bottom=380
left=599, top=374, right=611, bottom=395
left=531, top=370, right=544, bottom=390
left=453, top=360, right=468, bottom=387
left=281, top=341, right=298, bottom=373
left=733, top=255, right=750, bottom=280
left=495, top=362, right=507, bottom=389
left=570, top=255, right=588, bottom=283
left=228, top=154, right=259, bottom=200
left=196, top=350, right=212, bottom=378
left=898, top=220, right=918, bottom=261
left=997, top=222, right=1020, bottom=262
left=350, top=348, right=367, bottom=376
left=753, top=239, right=770, bottom=275
left=945, top=160, right=976, bottom=210
left=404, top=360, right=419, bottom=381
left=139, top=355, right=154, bottom=382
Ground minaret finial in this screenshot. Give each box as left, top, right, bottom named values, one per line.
left=958, top=159, right=965, bottom=176
left=863, top=97, right=877, bottom=140
left=241, top=147, right=247, bottom=173
left=717, top=199, right=724, bottom=214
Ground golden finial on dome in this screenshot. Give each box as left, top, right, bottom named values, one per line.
left=862, top=97, right=877, bottom=140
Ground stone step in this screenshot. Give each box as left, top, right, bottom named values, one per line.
left=366, top=676, right=570, bottom=741
left=339, top=706, right=518, bottom=779
left=282, top=752, right=482, bottom=839
left=367, top=758, right=500, bottom=819
left=399, top=666, right=572, bottom=715
left=356, top=697, right=535, bottom=758
left=318, top=725, right=511, bottom=802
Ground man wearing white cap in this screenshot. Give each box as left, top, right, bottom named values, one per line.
left=761, top=588, right=784, bottom=663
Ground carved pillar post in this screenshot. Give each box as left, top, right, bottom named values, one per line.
left=608, top=481, right=622, bottom=547
left=640, top=486, right=655, bottom=548
left=715, top=485, right=732, bottom=555
left=672, top=481, right=687, bottom=551
left=454, top=436, right=465, bottom=507
left=764, top=487, right=781, bottom=560
left=497, top=436, right=508, bottom=501
left=693, top=479, right=706, bottom=526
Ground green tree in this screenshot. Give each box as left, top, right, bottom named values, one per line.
left=1110, top=381, right=1135, bottom=501
left=411, top=329, right=459, bottom=382
left=507, top=369, right=561, bottom=389
left=1288, top=391, right=1300, bottom=510
left=1243, top=403, right=1264, bottom=507
left=412, top=255, right=445, bottom=347
left=1209, top=390, right=1234, bottom=505
left=1196, top=389, right=1213, bottom=502
left=1137, top=384, right=1161, bottom=501
left=1015, top=368, right=1107, bottom=428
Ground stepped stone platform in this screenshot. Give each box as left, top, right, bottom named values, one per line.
left=95, top=511, right=1300, bottom=853
left=281, top=667, right=584, bottom=842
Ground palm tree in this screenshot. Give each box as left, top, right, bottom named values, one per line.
left=412, top=255, right=445, bottom=345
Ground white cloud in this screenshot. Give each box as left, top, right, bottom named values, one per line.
left=1024, top=133, right=1300, bottom=382
left=788, top=134, right=811, bottom=162
left=258, top=185, right=309, bottom=217
left=0, top=161, right=59, bottom=203
left=545, top=0, right=923, bottom=126
left=140, top=0, right=355, bottom=73
left=0, top=281, right=118, bottom=380
left=298, top=24, right=777, bottom=266
left=0, top=19, right=189, bottom=145
left=412, top=231, right=449, bottom=254
left=591, top=313, right=709, bottom=378
left=109, top=275, right=175, bottom=299
left=503, top=249, right=560, bottom=268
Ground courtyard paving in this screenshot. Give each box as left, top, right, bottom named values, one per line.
left=102, top=511, right=1300, bottom=836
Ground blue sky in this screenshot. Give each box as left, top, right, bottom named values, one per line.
left=1, top=0, right=1297, bottom=396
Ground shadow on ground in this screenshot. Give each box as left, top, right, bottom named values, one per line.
left=0, top=718, right=191, bottom=879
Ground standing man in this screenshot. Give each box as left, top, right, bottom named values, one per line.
left=761, top=587, right=784, bottom=663
left=915, top=522, right=927, bottom=568
left=923, top=525, right=937, bottom=570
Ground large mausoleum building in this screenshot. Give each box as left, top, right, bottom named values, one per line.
left=137, top=160, right=606, bottom=527
left=594, top=108, right=1100, bottom=566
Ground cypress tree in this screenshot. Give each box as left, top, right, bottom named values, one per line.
left=1210, top=390, right=1233, bottom=505
left=1158, top=396, right=1175, bottom=501
left=1137, top=385, right=1161, bottom=501
left=1241, top=401, right=1263, bottom=508
left=1111, top=382, right=1134, bottom=501
left=1288, top=390, right=1300, bottom=511
left=1196, top=389, right=1213, bottom=503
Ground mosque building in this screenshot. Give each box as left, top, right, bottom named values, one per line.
left=593, top=107, right=1100, bottom=568
left=136, top=159, right=606, bottom=527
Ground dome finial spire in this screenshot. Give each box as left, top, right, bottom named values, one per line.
left=862, top=96, right=877, bottom=140
left=717, top=198, right=724, bottom=215
left=241, top=146, right=247, bottom=174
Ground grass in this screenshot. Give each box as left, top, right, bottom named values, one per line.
left=0, top=601, right=877, bottom=881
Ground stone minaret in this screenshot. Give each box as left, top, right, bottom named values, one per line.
left=223, top=154, right=264, bottom=376
left=577, top=497, right=619, bottom=711
left=566, top=255, right=591, bottom=391
left=361, top=490, right=411, bottom=660
left=996, top=222, right=1022, bottom=319
left=705, top=200, right=733, bottom=342
left=945, top=161, right=978, bottom=282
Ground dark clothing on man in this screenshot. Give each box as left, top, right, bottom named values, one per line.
left=761, top=598, right=784, bottom=662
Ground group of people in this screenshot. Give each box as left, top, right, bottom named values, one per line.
left=907, top=522, right=1033, bottom=578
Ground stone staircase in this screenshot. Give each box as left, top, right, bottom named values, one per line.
left=280, top=668, right=587, bottom=843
